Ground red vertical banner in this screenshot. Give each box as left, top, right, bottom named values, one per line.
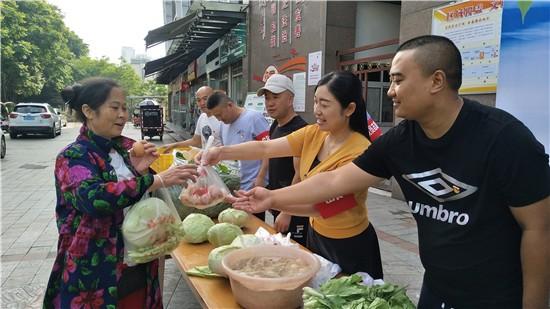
left=367, top=111, right=382, bottom=141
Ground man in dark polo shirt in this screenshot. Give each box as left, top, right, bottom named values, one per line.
left=257, top=74, right=309, bottom=246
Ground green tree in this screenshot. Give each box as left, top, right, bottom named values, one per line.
left=138, top=80, right=168, bottom=99
left=70, top=57, right=142, bottom=95
left=0, top=0, right=88, bottom=105
left=70, top=57, right=168, bottom=101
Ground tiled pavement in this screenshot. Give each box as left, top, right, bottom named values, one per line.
left=0, top=122, right=423, bottom=308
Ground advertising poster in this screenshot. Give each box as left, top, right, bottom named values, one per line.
left=292, top=72, right=306, bottom=112
left=432, top=1, right=503, bottom=94
left=244, top=93, right=273, bottom=126
left=308, top=50, right=322, bottom=85
left=495, top=1, right=549, bottom=154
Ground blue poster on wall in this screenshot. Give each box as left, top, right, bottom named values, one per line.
left=496, top=1, right=549, bottom=153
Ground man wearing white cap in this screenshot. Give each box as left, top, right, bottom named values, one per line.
left=257, top=74, right=309, bottom=246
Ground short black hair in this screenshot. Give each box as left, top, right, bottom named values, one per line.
left=206, top=90, right=232, bottom=109
left=397, top=35, right=462, bottom=91
left=61, top=77, right=120, bottom=123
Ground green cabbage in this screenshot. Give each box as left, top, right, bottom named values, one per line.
left=122, top=197, right=176, bottom=248
left=218, top=208, right=249, bottom=227
left=182, top=213, right=215, bottom=243
left=208, top=245, right=241, bottom=277
left=207, top=223, right=243, bottom=247
left=230, top=234, right=262, bottom=248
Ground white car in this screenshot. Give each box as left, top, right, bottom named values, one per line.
left=54, top=108, right=67, bottom=127
left=9, top=103, right=62, bottom=139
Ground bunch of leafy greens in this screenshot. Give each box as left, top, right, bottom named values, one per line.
left=302, top=274, right=415, bottom=309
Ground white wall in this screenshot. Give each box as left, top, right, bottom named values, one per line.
left=355, top=2, right=401, bottom=60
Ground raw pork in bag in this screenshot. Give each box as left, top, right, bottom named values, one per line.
left=179, top=136, right=230, bottom=209
left=122, top=188, right=184, bottom=264
left=179, top=165, right=230, bottom=209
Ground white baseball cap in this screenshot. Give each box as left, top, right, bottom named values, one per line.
left=257, top=74, right=295, bottom=96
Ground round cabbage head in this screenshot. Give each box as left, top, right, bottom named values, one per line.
left=182, top=213, right=215, bottom=243
left=218, top=208, right=249, bottom=227
left=207, top=223, right=243, bottom=247
left=230, top=234, right=263, bottom=248
left=208, top=245, right=241, bottom=276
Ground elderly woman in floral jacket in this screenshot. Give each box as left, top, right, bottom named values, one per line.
left=43, top=78, right=197, bottom=309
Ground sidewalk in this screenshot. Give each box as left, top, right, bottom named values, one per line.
left=164, top=121, right=193, bottom=143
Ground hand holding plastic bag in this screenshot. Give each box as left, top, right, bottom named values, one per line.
left=179, top=136, right=231, bottom=209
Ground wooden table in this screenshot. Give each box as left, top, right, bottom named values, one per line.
left=170, top=216, right=275, bottom=309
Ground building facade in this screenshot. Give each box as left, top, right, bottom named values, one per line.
left=145, top=0, right=525, bottom=198
left=145, top=0, right=247, bottom=135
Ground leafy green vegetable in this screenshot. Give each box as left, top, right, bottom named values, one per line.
left=218, top=208, right=248, bottom=227
left=175, top=151, right=186, bottom=160
left=122, top=197, right=178, bottom=248
left=182, top=214, right=215, bottom=243
left=230, top=234, right=262, bottom=248
left=302, top=274, right=416, bottom=309
left=208, top=244, right=241, bottom=276
left=186, top=265, right=224, bottom=278
left=207, top=223, right=243, bottom=247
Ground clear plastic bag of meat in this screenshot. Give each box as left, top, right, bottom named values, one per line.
left=179, top=165, right=230, bottom=209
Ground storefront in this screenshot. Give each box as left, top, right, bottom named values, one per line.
left=144, top=1, right=247, bottom=135
left=246, top=1, right=401, bottom=126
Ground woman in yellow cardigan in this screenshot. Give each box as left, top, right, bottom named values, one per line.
left=200, top=71, right=383, bottom=278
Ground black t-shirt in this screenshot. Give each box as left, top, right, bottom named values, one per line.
left=354, top=98, right=550, bottom=308
left=267, top=115, right=308, bottom=190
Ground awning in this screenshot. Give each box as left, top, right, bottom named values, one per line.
left=143, top=51, right=191, bottom=77
left=145, top=13, right=198, bottom=48
left=144, top=4, right=246, bottom=83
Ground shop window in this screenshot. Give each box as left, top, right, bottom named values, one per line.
left=366, top=88, right=381, bottom=121
left=365, top=70, right=393, bottom=124
left=232, top=62, right=243, bottom=76
left=219, top=69, right=229, bottom=93
left=367, top=71, right=381, bottom=82
left=232, top=74, right=244, bottom=106
left=207, top=49, right=219, bottom=64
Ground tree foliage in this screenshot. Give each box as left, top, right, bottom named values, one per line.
left=0, top=0, right=88, bottom=105
left=1, top=0, right=167, bottom=107
left=70, top=58, right=167, bottom=101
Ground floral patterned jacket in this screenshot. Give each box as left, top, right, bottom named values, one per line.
left=43, top=126, right=162, bottom=309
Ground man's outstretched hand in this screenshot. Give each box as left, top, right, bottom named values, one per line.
left=231, top=187, right=273, bottom=214
left=194, top=146, right=222, bottom=166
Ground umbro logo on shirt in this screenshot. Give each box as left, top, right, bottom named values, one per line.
left=401, top=168, right=478, bottom=203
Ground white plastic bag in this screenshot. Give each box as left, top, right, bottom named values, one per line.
left=122, top=188, right=184, bottom=264
left=309, top=253, right=342, bottom=289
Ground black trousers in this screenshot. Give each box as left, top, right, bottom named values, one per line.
left=306, top=223, right=383, bottom=279
left=269, top=209, right=309, bottom=247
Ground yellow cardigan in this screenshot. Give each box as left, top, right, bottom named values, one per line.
left=286, top=125, right=371, bottom=239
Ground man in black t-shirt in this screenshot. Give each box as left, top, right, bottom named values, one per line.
left=257, top=74, right=309, bottom=246
left=234, top=36, right=550, bottom=308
